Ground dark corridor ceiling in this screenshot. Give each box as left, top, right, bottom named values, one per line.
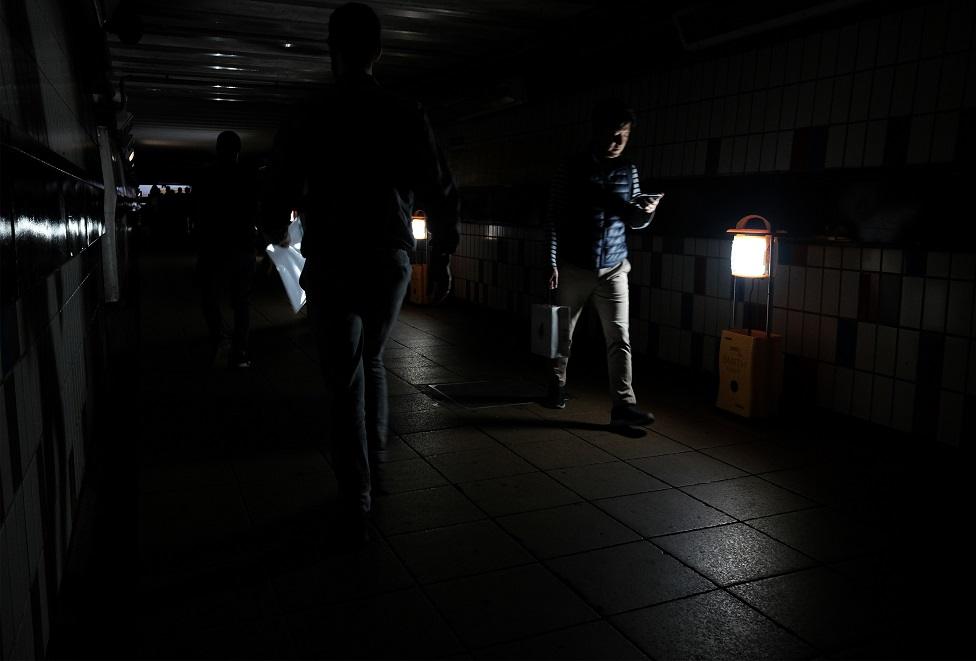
left=104, top=0, right=889, bottom=180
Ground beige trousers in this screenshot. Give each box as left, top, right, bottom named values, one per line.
left=553, top=259, right=636, bottom=406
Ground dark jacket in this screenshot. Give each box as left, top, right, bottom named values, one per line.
left=545, top=152, right=653, bottom=270
left=264, top=72, right=460, bottom=262
left=193, top=160, right=260, bottom=256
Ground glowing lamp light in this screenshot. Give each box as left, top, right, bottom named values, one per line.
left=728, top=215, right=773, bottom=278
left=411, top=210, right=427, bottom=240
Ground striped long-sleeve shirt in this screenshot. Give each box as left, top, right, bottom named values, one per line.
left=545, top=153, right=654, bottom=270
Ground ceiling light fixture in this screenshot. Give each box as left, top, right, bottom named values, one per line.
left=283, top=42, right=293, bottom=48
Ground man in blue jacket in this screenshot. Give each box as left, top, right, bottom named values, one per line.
left=545, top=100, right=661, bottom=426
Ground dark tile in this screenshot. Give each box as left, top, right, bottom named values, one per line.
left=748, top=508, right=880, bottom=563
left=475, top=620, right=647, bottom=660
left=269, top=541, right=414, bottom=613
left=459, top=472, right=581, bottom=517
left=371, top=486, right=485, bottom=535
left=374, top=457, right=448, bottom=493
left=549, top=462, right=669, bottom=500
left=287, top=587, right=462, bottom=658
left=547, top=541, right=714, bottom=615
left=388, top=520, right=533, bottom=584
left=611, top=591, right=815, bottom=660
left=402, top=426, right=499, bottom=456
left=700, top=441, right=814, bottom=474
left=729, top=567, right=885, bottom=652
left=682, top=476, right=816, bottom=520
left=595, top=489, right=733, bottom=538
left=498, top=501, right=640, bottom=558
left=835, top=317, right=857, bottom=368
left=916, top=332, right=945, bottom=388
left=578, top=429, right=691, bottom=460
left=509, top=436, right=616, bottom=470
left=429, top=445, right=536, bottom=483
left=629, top=452, right=748, bottom=487
left=390, top=408, right=468, bottom=434
left=654, top=523, right=815, bottom=586
left=426, top=564, right=597, bottom=648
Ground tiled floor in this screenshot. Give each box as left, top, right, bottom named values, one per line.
left=130, top=250, right=968, bottom=659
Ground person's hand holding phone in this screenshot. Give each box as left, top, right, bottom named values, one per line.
left=632, top=193, right=664, bottom=214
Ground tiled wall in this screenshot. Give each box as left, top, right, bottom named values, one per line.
left=443, top=2, right=976, bottom=448
left=1, top=0, right=110, bottom=658
left=450, top=225, right=976, bottom=446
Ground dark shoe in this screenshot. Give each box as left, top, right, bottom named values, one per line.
left=544, top=382, right=569, bottom=409
left=229, top=351, right=252, bottom=369
left=610, top=404, right=655, bottom=427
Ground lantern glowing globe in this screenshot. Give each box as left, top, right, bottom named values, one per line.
left=411, top=212, right=427, bottom=240
left=730, top=234, right=771, bottom=278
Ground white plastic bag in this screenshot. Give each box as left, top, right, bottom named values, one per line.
left=265, top=218, right=306, bottom=313
left=530, top=303, right=570, bottom=358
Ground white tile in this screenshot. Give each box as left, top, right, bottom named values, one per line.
left=927, top=252, right=951, bottom=277
left=946, top=281, right=974, bottom=337
left=863, top=120, right=887, bottom=167
left=906, top=114, right=934, bottom=165
left=825, top=125, right=846, bottom=169
left=942, top=336, right=969, bottom=392
left=938, top=53, right=967, bottom=111
left=892, top=381, right=916, bottom=433
left=824, top=247, right=842, bottom=269
left=875, top=325, right=898, bottom=376
left=852, top=371, right=873, bottom=420
left=849, top=71, right=872, bottom=121
left=817, top=363, right=835, bottom=409
left=931, top=111, right=959, bottom=163
left=862, top=248, right=881, bottom=272
left=833, top=366, right=854, bottom=415
left=937, top=391, right=964, bottom=446
left=899, top=277, right=924, bottom=329
left=922, top=279, right=949, bottom=332
left=775, top=130, right=793, bottom=171
left=881, top=249, right=903, bottom=274
left=844, top=122, right=866, bottom=167
left=869, top=67, right=894, bottom=119
left=951, top=253, right=976, bottom=280
left=803, top=267, right=822, bottom=312
left=871, top=376, right=894, bottom=427
left=787, top=311, right=804, bottom=355
left=692, top=296, right=706, bottom=333
left=855, top=322, right=877, bottom=372
left=788, top=266, right=806, bottom=310
left=820, top=315, right=838, bottom=363
left=896, top=329, right=920, bottom=381
left=802, top=313, right=820, bottom=359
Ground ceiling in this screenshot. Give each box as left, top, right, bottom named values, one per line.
left=105, top=0, right=636, bottom=170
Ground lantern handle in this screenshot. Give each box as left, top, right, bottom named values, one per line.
left=733, top=214, right=771, bottom=233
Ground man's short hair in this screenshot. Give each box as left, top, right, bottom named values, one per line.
left=592, top=99, right=636, bottom=131
left=216, top=130, right=241, bottom=155
left=328, top=3, right=381, bottom=68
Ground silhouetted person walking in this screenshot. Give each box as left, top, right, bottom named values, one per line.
left=193, top=130, right=259, bottom=368
left=545, top=100, right=662, bottom=426
left=266, top=2, right=459, bottom=545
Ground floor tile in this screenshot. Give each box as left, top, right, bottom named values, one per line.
left=497, top=502, right=641, bottom=559
left=577, top=430, right=691, bottom=460
left=371, top=486, right=485, bottom=535
left=481, top=424, right=584, bottom=447
left=287, top=587, right=463, bottom=658
left=628, top=451, right=748, bottom=486
left=595, top=489, right=733, bottom=537
left=748, top=508, right=880, bottom=562
left=375, top=457, right=449, bottom=493
left=549, top=462, right=669, bottom=500
left=729, top=567, right=886, bottom=652
left=388, top=520, right=533, bottom=584
left=403, top=426, right=500, bottom=456
left=390, top=408, right=469, bottom=434
left=702, top=441, right=815, bottom=474
left=653, top=523, right=816, bottom=586
left=509, top=436, right=617, bottom=470
left=475, top=620, right=647, bottom=659
left=611, top=590, right=816, bottom=660
left=682, top=475, right=817, bottom=520
left=428, top=445, right=537, bottom=483
left=459, top=472, right=581, bottom=517
left=547, top=541, right=715, bottom=615
left=426, top=564, right=598, bottom=648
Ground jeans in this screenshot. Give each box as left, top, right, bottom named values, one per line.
left=199, top=252, right=256, bottom=358
left=553, top=258, right=637, bottom=407
left=304, top=250, right=412, bottom=513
